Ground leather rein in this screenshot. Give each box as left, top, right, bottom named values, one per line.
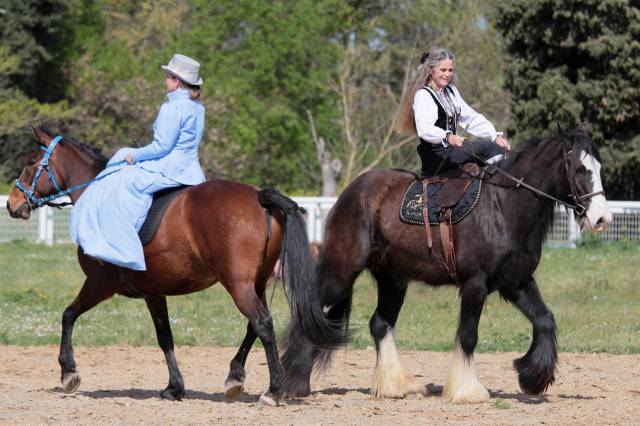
left=459, top=144, right=604, bottom=217
left=15, top=135, right=124, bottom=210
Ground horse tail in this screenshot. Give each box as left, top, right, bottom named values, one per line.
left=257, top=188, right=347, bottom=350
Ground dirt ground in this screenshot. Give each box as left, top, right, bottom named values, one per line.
left=0, top=346, right=638, bottom=425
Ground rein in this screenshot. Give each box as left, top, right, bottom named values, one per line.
left=15, top=135, right=124, bottom=209
left=458, top=143, right=603, bottom=216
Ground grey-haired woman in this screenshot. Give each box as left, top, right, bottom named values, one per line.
left=396, top=47, right=510, bottom=177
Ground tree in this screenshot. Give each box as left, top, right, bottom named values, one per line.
left=0, top=1, right=75, bottom=181
left=179, top=0, right=346, bottom=192
left=497, top=0, right=640, bottom=199
left=314, top=0, right=510, bottom=189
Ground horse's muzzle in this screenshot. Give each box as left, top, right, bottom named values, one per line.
left=6, top=200, right=31, bottom=219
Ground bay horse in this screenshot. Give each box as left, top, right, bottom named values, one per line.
left=6, top=127, right=344, bottom=406
left=282, top=127, right=612, bottom=403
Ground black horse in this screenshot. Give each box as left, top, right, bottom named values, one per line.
left=282, top=127, right=612, bottom=403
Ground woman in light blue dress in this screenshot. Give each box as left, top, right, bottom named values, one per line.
left=70, top=54, right=206, bottom=270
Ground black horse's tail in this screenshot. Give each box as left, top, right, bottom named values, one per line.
left=257, top=188, right=347, bottom=350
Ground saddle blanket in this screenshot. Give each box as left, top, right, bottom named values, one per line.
left=139, top=185, right=190, bottom=246
left=399, top=177, right=483, bottom=226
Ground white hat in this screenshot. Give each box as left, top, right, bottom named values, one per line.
left=161, top=54, right=203, bottom=86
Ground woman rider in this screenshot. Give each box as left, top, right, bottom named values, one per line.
left=395, top=47, right=510, bottom=177
left=70, top=54, right=206, bottom=271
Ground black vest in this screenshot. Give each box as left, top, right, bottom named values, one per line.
left=419, top=86, right=458, bottom=145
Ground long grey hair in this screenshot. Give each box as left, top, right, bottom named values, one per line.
left=395, top=47, right=457, bottom=135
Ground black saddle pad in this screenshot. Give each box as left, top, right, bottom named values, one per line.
left=399, top=175, right=484, bottom=226
left=139, top=185, right=190, bottom=246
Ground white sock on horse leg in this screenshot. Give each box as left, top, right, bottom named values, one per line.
left=371, top=329, right=424, bottom=398
left=443, top=341, right=490, bottom=403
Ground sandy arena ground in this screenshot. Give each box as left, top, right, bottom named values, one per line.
left=0, top=346, right=638, bottom=425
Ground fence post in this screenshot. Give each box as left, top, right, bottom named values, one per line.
left=45, top=206, right=54, bottom=246
left=568, top=211, right=579, bottom=248
left=37, top=207, right=47, bottom=243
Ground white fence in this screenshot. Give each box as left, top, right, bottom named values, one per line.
left=1, top=195, right=638, bottom=247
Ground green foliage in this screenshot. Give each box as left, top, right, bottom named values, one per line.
left=0, top=1, right=78, bottom=182
left=496, top=0, right=640, bottom=199
left=178, top=0, right=346, bottom=190
left=0, top=0, right=514, bottom=193
left=0, top=0, right=74, bottom=101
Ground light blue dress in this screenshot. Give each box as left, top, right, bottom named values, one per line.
left=69, top=89, right=206, bottom=270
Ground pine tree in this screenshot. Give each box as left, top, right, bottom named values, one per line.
left=497, top=0, right=640, bottom=199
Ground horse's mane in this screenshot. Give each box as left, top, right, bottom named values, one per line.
left=66, top=138, right=108, bottom=165
left=497, top=126, right=599, bottom=173
left=37, top=126, right=108, bottom=165
left=490, top=126, right=598, bottom=247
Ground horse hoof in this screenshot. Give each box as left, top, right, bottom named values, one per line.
left=224, top=379, right=244, bottom=399
left=62, top=372, right=81, bottom=394
left=160, top=387, right=184, bottom=401
left=444, top=381, right=490, bottom=404
left=259, top=392, right=282, bottom=407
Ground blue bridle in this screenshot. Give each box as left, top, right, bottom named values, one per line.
left=15, top=135, right=124, bottom=209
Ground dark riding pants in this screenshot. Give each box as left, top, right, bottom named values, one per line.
left=417, top=140, right=503, bottom=177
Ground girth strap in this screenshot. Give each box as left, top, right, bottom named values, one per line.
left=421, top=179, right=433, bottom=248
left=438, top=210, right=458, bottom=284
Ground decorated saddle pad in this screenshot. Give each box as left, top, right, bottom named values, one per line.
left=399, top=177, right=483, bottom=226
left=139, top=185, right=190, bottom=246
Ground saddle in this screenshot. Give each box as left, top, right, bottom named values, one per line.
left=399, top=163, right=484, bottom=282
left=138, top=185, right=190, bottom=246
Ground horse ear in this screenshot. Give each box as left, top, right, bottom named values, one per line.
left=576, top=122, right=588, bottom=135
left=555, top=122, right=564, bottom=136
left=30, top=125, right=53, bottom=146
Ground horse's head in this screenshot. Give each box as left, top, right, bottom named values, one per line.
left=7, top=127, right=70, bottom=219
left=558, top=127, right=612, bottom=232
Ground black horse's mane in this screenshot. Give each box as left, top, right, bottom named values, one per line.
left=66, top=137, right=108, bottom=165
left=490, top=127, right=598, bottom=248
left=498, top=127, right=599, bottom=172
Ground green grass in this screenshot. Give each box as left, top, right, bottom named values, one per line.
left=0, top=241, right=638, bottom=353
left=492, top=399, right=512, bottom=410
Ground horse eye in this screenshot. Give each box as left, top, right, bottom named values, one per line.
left=576, top=165, right=587, bottom=174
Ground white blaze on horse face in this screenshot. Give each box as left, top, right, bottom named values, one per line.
left=580, top=153, right=612, bottom=231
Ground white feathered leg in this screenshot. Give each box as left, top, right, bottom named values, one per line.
left=443, top=340, right=489, bottom=403
left=371, top=329, right=425, bottom=398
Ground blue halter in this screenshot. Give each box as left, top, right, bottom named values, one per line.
left=15, top=135, right=124, bottom=209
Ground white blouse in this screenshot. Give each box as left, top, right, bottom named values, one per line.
left=413, top=85, right=499, bottom=145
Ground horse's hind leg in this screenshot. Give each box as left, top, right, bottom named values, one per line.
left=369, top=273, right=424, bottom=398
left=443, top=273, right=490, bottom=403
left=59, top=278, right=116, bottom=393
left=145, top=295, right=185, bottom=400
left=500, top=276, right=557, bottom=394
left=228, top=283, right=284, bottom=406
left=224, top=321, right=257, bottom=399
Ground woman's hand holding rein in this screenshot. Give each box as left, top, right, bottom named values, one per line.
left=447, top=133, right=465, bottom=147
left=495, top=136, right=511, bottom=151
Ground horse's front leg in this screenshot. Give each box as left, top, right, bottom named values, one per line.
left=500, top=276, right=557, bottom=394
left=443, top=274, right=490, bottom=403
left=145, top=295, right=185, bottom=400
left=59, top=277, right=116, bottom=393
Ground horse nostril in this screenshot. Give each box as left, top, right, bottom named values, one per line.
left=595, top=217, right=609, bottom=230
